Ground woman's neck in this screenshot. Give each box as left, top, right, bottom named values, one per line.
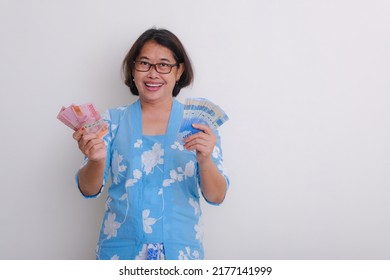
left=140, top=98, right=173, bottom=136
left=140, top=97, right=173, bottom=114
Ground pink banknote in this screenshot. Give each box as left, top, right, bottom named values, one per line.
left=57, top=103, right=108, bottom=138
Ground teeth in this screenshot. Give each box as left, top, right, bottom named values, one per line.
left=146, top=83, right=162, bottom=87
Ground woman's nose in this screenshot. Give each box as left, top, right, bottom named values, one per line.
left=147, top=65, right=159, bottom=77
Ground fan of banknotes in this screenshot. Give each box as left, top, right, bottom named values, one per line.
left=57, top=103, right=108, bottom=138
left=177, top=98, right=229, bottom=143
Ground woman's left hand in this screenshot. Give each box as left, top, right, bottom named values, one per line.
left=183, top=123, right=216, bottom=164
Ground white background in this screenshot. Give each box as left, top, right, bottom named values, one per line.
left=0, top=0, right=389, bottom=259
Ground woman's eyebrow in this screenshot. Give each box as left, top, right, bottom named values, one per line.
left=159, top=58, right=171, bottom=62
left=138, top=56, right=150, bottom=61
left=138, top=56, right=172, bottom=62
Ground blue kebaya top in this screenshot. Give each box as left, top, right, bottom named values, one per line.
left=77, top=98, right=229, bottom=260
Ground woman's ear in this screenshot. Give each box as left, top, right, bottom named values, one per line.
left=175, top=63, right=185, bottom=82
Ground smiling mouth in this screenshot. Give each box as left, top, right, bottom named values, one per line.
left=145, top=83, right=163, bottom=89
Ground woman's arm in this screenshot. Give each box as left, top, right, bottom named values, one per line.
left=197, top=157, right=227, bottom=204
left=73, top=129, right=107, bottom=196
left=183, top=123, right=227, bottom=204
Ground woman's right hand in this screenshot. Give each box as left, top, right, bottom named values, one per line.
left=73, top=128, right=107, bottom=162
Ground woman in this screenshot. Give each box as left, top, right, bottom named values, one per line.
left=73, top=28, right=229, bottom=260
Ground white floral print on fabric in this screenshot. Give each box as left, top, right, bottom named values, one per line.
left=112, top=150, right=127, bottom=184
left=103, top=212, right=121, bottom=239
left=212, top=146, right=221, bottom=159
left=111, top=254, right=119, bottom=260
left=189, top=198, right=203, bottom=241
left=119, top=193, right=128, bottom=201
left=158, top=188, right=166, bottom=211
left=178, top=247, right=200, bottom=260
left=189, top=197, right=200, bottom=215
left=170, top=141, right=184, bottom=151
left=194, top=216, right=204, bottom=241
left=135, top=244, right=148, bottom=260
left=105, top=197, right=112, bottom=211
left=125, top=169, right=142, bottom=187
left=212, top=146, right=229, bottom=178
left=107, top=124, right=118, bottom=142
left=101, top=110, right=120, bottom=142
left=163, top=160, right=195, bottom=187
left=134, top=139, right=143, bottom=148
left=142, top=209, right=157, bottom=234
left=141, top=143, right=164, bottom=175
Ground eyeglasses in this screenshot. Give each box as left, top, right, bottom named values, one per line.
left=133, top=61, right=179, bottom=74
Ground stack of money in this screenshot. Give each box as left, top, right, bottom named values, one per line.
left=57, top=103, right=108, bottom=138
left=177, top=98, right=229, bottom=143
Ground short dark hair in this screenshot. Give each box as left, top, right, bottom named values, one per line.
left=122, top=28, right=194, bottom=97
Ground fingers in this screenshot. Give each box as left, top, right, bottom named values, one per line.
left=73, top=127, right=106, bottom=160
left=183, top=123, right=216, bottom=156
left=72, top=127, right=85, bottom=142
left=81, top=137, right=104, bottom=152
left=73, top=127, right=99, bottom=145
left=183, top=124, right=213, bottom=142
left=184, top=130, right=211, bottom=147
left=192, top=123, right=212, bottom=134
left=80, top=137, right=106, bottom=161
left=184, top=137, right=212, bottom=154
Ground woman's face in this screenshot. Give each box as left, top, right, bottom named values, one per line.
left=133, top=41, right=184, bottom=104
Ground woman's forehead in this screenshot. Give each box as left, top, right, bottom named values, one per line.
left=138, top=41, right=175, bottom=61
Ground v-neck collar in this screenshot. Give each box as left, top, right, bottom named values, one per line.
left=131, top=98, right=182, bottom=144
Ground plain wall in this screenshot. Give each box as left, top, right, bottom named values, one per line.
left=1, top=0, right=389, bottom=259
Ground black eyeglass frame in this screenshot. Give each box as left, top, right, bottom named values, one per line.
left=133, top=60, right=179, bottom=74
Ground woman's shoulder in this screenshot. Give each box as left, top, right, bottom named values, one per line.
left=109, top=103, right=133, bottom=113
left=101, top=104, right=131, bottom=126
left=104, top=100, right=138, bottom=117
